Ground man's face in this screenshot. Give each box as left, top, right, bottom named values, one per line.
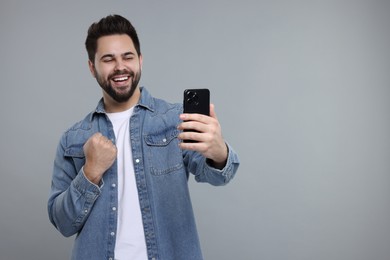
left=89, top=34, right=142, bottom=103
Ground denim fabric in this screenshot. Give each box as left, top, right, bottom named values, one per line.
left=48, top=87, right=240, bottom=260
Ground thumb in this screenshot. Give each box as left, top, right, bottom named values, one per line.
left=210, top=103, right=218, bottom=120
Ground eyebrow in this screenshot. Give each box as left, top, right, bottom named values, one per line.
left=100, top=51, right=136, bottom=61
left=123, top=51, right=135, bottom=57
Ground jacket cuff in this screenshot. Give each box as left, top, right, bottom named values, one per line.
left=72, top=167, right=103, bottom=200
left=206, top=142, right=238, bottom=173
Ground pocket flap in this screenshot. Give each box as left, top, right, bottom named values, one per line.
left=145, top=129, right=179, bottom=146
left=64, top=145, right=85, bottom=158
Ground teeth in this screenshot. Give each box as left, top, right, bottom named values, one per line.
left=113, top=76, right=129, bottom=82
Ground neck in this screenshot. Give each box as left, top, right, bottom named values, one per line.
left=103, top=87, right=141, bottom=113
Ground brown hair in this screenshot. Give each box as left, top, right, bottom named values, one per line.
left=85, top=14, right=141, bottom=63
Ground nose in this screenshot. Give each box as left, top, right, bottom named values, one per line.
left=114, top=59, right=125, bottom=71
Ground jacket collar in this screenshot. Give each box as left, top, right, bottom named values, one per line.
left=89, top=86, right=154, bottom=122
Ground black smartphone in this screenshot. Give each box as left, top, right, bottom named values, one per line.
left=183, top=89, right=210, bottom=143
left=183, top=89, right=210, bottom=116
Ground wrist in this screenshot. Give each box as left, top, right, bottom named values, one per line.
left=208, top=143, right=228, bottom=170
left=83, top=164, right=102, bottom=185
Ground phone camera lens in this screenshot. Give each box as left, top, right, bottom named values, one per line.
left=186, top=91, right=199, bottom=105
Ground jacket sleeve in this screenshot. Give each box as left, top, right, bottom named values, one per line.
left=47, top=137, right=102, bottom=237
left=183, top=142, right=240, bottom=186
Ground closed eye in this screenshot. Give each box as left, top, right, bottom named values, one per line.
left=100, top=54, right=115, bottom=63
left=123, top=53, right=135, bottom=60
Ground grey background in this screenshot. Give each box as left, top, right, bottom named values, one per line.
left=1, top=0, right=389, bottom=259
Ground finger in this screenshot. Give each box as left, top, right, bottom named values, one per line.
left=92, top=132, right=103, bottom=138
left=97, top=134, right=111, bottom=143
left=180, top=113, right=207, bottom=122
left=179, top=141, right=205, bottom=152
left=178, top=120, right=208, bottom=132
left=177, top=127, right=205, bottom=145
left=180, top=113, right=212, bottom=125
left=102, top=137, right=116, bottom=148
left=209, top=103, right=218, bottom=120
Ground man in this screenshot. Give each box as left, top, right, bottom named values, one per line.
left=48, top=14, right=239, bottom=260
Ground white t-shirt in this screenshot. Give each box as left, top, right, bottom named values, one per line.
left=107, top=107, right=147, bottom=260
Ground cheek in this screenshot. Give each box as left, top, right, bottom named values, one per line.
left=133, top=64, right=142, bottom=74
left=96, top=66, right=112, bottom=79
left=127, top=60, right=141, bottom=71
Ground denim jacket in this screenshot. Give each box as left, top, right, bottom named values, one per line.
left=48, top=87, right=240, bottom=260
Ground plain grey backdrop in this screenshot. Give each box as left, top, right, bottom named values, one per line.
left=1, top=0, right=389, bottom=259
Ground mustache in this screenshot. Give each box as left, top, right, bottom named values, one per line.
left=109, top=69, right=135, bottom=79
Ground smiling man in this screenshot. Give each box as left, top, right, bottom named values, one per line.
left=48, top=14, right=239, bottom=260
left=90, top=34, right=142, bottom=110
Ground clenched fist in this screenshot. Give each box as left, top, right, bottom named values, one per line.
left=83, top=132, right=117, bottom=185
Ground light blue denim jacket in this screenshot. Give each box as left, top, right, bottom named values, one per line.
left=48, top=87, right=240, bottom=260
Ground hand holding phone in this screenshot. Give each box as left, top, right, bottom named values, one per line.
left=179, top=91, right=228, bottom=168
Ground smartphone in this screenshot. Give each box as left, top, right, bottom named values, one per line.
left=183, top=89, right=210, bottom=142
left=183, top=89, right=210, bottom=116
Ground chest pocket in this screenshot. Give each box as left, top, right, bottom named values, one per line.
left=64, top=145, right=85, bottom=174
left=144, top=128, right=183, bottom=176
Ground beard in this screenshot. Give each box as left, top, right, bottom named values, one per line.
left=95, top=68, right=142, bottom=103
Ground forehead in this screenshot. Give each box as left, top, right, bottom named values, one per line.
left=96, top=34, right=136, bottom=56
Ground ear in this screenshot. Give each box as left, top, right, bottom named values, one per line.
left=88, top=60, right=96, bottom=78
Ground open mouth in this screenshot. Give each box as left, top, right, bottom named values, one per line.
left=112, top=75, right=130, bottom=83
left=110, top=75, right=132, bottom=89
